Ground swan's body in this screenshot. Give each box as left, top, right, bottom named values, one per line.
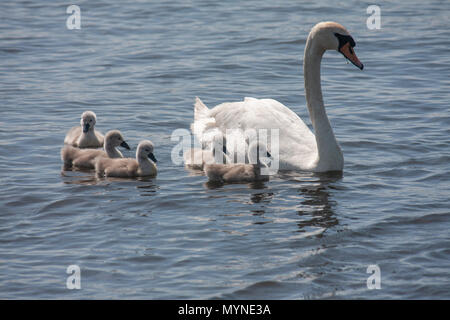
left=191, top=22, right=363, bottom=172
left=64, top=111, right=104, bottom=148
left=205, top=141, right=272, bottom=183
left=61, top=130, right=130, bottom=170
left=95, top=140, right=157, bottom=178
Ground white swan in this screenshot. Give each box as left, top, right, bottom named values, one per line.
left=95, top=140, right=157, bottom=178
left=191, top=22, right=363, bottom=172
left=61, top=130, right=130, bottom=170
left=183, top=133, right=228, bottom=170
left=205, top=141, right=272, bottom=183
left=64, top=111, right=104, bottom=148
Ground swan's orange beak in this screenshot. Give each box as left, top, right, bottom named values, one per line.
left=339, top=42, right=364, bottom=70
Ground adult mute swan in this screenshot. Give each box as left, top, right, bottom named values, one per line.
left=191, top=22, right=363, bottom=172
left=61, top=130, right=130, bottom=170
left=95, top=140, right=157, bottom=178
left=205, top=141, right=272, bottom=183
left=64, top=111, right=104, bottom=148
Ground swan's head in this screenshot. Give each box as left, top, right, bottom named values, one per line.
left=80, top=111, right=97, bottom=133
left=248, top=141, right=272, bottom=167
left=137, top=140, right=157, bottom=163
left=310, top=21, right=363, bottom=70
left=104, top=130, right=130, bottom=149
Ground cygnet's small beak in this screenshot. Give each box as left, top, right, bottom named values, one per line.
left=148, top=152, right=157, bottom=163
left=120, top=141, right=130, bottom=150
left=260, top=151, right=273, bottom=166
left=83, top=123, right=90, bottom=133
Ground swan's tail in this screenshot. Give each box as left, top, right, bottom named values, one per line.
left=191, top=97, right=222, bottom=150
left=194, top=97, right=209, bottom=121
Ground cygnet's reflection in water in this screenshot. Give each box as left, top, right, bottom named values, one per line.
left=61, top=167, right=159, bottom=196
left=60, top=168, right=99, bottom=186
left=135, top=178, right=160, bottom=197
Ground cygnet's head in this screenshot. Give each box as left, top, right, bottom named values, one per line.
left=309, top=21, right=363, bottom=70
left=104, top=130, right=130, bottom=149
left=248, top=141, right=272, bottom=166
left=80, top=111, right=97, bottom=133
left=137, top=140, right=157, bottom=163
left=210, top=133, right=227, bottom=160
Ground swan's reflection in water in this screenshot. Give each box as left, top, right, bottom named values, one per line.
left=279, top=171, right=342, bottom=237
left=62, top=163, right=341, bottom=236
left=204, top=170, right=342, bottom=236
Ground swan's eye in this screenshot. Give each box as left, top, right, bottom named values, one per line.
left=334, top=33, right=356, bottom=50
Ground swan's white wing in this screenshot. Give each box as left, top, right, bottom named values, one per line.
left=191, top=97, right=317, bottom=169
left=216, top=98, right=316, bottom=168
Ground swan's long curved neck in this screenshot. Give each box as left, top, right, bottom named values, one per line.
left=303, top=37, right=342, bottom=169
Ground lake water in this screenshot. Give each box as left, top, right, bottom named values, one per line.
left=0, top=0, right=449, bottom=299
